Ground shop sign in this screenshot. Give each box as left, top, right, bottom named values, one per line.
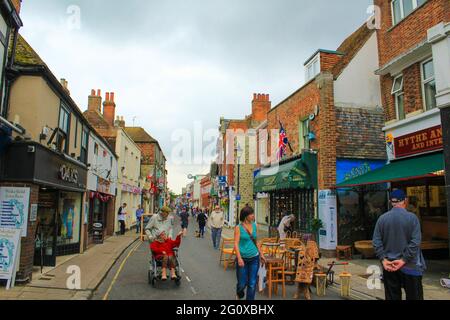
left=92, top=222, right=104, bottom=244
left=336, top=159, right=386, bottom=184
left=318, top=190, right=337, bottom=251
left=0, top=187, right=30, bottom=237
left=0, top=228, right=21, bottom=286
left=59, top=165, right=79, bottom=184
left=97, top=177, right=111, bottom=195
left=394, top=125, right=443, bottom=159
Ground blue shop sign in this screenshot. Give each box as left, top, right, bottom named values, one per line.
left=336, top=159, right=386, bottom=185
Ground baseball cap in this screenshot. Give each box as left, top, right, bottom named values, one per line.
left=390, top=189, right=406, bottom=202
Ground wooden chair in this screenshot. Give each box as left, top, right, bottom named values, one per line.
left=262, top=242, right=286, bottom=299
left=294, top=246, right=315, bottom=300
left=336, top=245, right=352, bottom=261
left=219, top=237, right=236, bottom=271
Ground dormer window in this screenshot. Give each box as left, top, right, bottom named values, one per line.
left=305, top=54, right=320, bottom=82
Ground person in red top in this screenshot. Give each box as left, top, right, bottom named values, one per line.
left=150, top=230, right=183, bottom=280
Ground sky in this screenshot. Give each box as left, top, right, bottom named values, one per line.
left=19, top=0, right=373, bottom=194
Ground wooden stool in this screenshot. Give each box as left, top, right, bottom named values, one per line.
left=265, top=257, right=286, bottom=299
left=336, top=246, right=352, bottom=261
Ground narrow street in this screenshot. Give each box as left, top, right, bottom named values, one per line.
left=93, top=218, right=345, bottom=301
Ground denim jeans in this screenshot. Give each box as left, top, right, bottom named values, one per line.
left=136, top=219, right=141, bottom=233
left=199, top=224, right=206, bottom=237
left=211, top=227, right=222, bottom=249
left=236, top=255, right=260, bottom=301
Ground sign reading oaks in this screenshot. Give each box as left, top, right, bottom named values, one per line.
left=394, top=125, right=443, bottom=158
left=58, top=165, right=79, bottom=184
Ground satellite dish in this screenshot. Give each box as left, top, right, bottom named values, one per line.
left=188, top=174, right=193, bottom=180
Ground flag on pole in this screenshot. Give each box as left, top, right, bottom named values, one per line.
left=277, top=121, right=293, bottom=161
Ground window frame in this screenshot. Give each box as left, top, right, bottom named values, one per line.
left=305, top=54, right=320, bottom=82
left=391, top=0, right=427, bottom=26
left=57, top=104, right=71, bottom=153
left=391, top=74, right=405, bottom=120
left=299, top=117, right=311, bottom=152
left=420, top=57, right=436, bottom=111
left=80, top=126, right=89, bottom=164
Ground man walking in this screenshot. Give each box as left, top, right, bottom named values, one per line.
left=136, top=205, right=144, bottom=234
left=118, top=203, right=128, bottom=235
left=208, top=205, right=224, bottom=249
left=373, top=189, right=426, bottom=300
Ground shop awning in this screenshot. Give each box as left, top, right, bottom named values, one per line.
left=254, top=152, right=317, bottom=193
left=336, top=152, right=445, bottom=188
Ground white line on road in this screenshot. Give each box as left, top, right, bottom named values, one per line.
left=181, top=268, right=185, bottom=273
left=186, top=276, right=192, bottom=282
left=191, top=286, right=197, bottom=295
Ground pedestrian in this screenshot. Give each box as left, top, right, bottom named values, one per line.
left=208, top=205, right=225, bottom=250
left=197, top=209, right=208, bottom=238
left=118, top=203, right=127, bottom=235
left=234, top=206, right=266, bottom=301
left=150, top=230, right=183, bottom=281
left=180, top=207, right=189, bottom=237
left=145, top=206, right=174, bottom=242
left=136, top=205, right=144, bottom=234
left=373, top=189, right=426, bottom=301
left=277, top=214, right=296, bottom=240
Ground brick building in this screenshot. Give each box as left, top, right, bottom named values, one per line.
left=339, top=0, right=449, bottom=254
left=217, top=93, right=271, bottom=226
left=255, top=23, right=387, bottom=252
left=200, top=175, right=212, bottom=210
left=124, top=126, right=167, bottom=213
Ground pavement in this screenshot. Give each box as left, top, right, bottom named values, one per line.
left=92, top=220, right=345, bottom=300
left=0, top=231, right=139, bottom=300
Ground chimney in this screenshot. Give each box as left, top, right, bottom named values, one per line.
left=103, top=92, right=116, bottom=126
left=88, top=89, right=102, bottom=112
left=60, top=79, right=70, bottom=95
left=251, top=93, right=271, bottom=122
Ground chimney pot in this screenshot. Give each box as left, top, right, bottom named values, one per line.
left=91, top=89, right=95, bottom=96
left=97, top=89, right=101, bottom=97
left=253, top=93, right=257, bottom=100
left=111, top=92, right=115, bottom=102
left=105, top=92, right=110, bottom=101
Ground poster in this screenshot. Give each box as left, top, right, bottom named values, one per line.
left=0, top=187, right=30, bottom=237
left=30, top=204, right=38, bottom=222
left=318, top=190, right=337, bottom=251
left=0, top=228, right=21, bottom=282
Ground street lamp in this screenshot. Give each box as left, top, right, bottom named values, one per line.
left=235, top=144, right=243, bottom=225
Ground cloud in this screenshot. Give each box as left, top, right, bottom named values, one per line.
left=19, top=0, right=373, bottom=193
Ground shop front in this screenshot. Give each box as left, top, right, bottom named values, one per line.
left=87, top=190, right=114, bottom=246
left=253, top=152, right=318, bottom=237
left=337, top=124, right=448, bottom=256
left=1, top=142, right=87, bottom=267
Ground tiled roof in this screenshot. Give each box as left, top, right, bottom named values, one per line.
left=13, top=34, right=46, bottom=66
left=124, top=127, right=156, bottom=143
left=332, top=24, right=375, bottom=77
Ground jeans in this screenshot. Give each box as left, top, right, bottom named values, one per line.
left=383, top=269, right=424, bottom=300
left=119, top=220, right=126, bottom=235
left=236, top=255, right=260, bottom=301
left=136, top=219, right=141, bottom=233
left=211, top=227, right=222, bottom=249
left=199, top=224, right=206, bottom=237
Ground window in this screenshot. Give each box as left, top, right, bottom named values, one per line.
left=56, top=105, right=70, bottom=152
left=391, top=75, right=405, bottom=120
left=74, top=120, right=78, bottom=148
left=305, top=55, right=320, bottom=82
left=80, top=127, right=89, bottom=163
left=0, top=15, right=8, bottom=116
left=94, top=143, right=99, bottom=155
left=421, top=59, right=436, bottom=111
left=391, top=0, right=427, bottom=25
left=299, top=118, right=310, bottom=151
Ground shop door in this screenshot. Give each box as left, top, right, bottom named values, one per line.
left=34, top=192, right=58, bottom=267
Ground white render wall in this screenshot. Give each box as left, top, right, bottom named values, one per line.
left=87, top=131, right=118, bottom=195
left=334, top=33, right=382, bottom=109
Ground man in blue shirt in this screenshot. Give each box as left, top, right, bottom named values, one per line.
left=136, top=205, right=145, bottom=234
left=373, top=189, right=426, bottom=300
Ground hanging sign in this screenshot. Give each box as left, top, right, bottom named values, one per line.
left=318, top=190, right=337, bottom=251
left=0, top=187, right=30, bottom=237
left=394, top=125, right=443, bottom=159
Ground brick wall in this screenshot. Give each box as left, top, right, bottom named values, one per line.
left=0, top=182, right=39, bottom=282
left=336, top=106, right=387, bottom=160
left=381, top=62, right=425, bottom=122
left=320, top=52, right=343, bottom=73
left=251, top=94, right=271, bottom=122
left=375, top=0, right=447, bottom=67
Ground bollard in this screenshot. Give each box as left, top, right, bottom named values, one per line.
left=340, top=272, right=352, bottom=297
left=316, top=273, right=327, bottom=297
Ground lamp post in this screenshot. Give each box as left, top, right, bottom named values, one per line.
left=235, top=144, right=243, bottom=225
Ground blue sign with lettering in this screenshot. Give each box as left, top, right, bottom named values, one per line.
left=336, top=159, right=386, bottom=184
left=236, top=194, right=241, bottom=201
left=218, top=176, right=227, bottom=186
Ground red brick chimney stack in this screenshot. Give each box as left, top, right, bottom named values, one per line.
left=252, top=93, right=271, bottom=122
left=88, top=89, right=102, bottom=113
left=103, top=92, right=116, bottom=127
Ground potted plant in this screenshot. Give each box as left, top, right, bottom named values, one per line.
left=310, top=218, right=324, bottom=246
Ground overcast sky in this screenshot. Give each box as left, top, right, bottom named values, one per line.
left=20, top=0, right=373, bottom=194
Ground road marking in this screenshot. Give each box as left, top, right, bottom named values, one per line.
left=191, top=286, right=197, bottom=295
left=102, top=241, right=141, bottom=301
left=186, top=276, right=192, bottom=282
left=181, top=268, right=185, bottom=273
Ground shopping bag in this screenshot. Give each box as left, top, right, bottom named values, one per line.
left=258, top=263, right=267, bottom=292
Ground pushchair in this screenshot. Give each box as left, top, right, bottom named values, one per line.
left=148, top=247, right=182, bottom=288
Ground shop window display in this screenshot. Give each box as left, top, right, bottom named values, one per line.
left=57, top=192, right=82, bottom=254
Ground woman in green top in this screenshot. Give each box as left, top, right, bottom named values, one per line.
left=234, top=206, right=266, bottom=300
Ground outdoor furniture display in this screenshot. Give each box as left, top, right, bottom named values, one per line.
left=339, top=272, right=352, bottom=298
left=262, top=242, right=286, bottom=299
left=321, top=261, right=349, bottom=287
left=336, top=245, right=353, bottom=260
left=284, top=246, right=304, bottom=284
left=354, top=241, right=376, bottom=259
left=219, top=237, right=236, bottom=271
left=315, top=273, right=327, bottom=297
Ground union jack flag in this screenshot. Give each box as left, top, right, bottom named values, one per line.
left=277, top=121, right=289, bottom=160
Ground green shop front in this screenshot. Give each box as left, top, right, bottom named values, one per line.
left=253, top=152, right=318, bottom=236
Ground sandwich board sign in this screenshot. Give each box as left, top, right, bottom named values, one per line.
left=0, top=228, right=21, bottom=289
left=0, top=187, right=30, bottom=237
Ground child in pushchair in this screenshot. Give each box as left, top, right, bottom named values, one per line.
left=149, top=230, right=183, bottom=284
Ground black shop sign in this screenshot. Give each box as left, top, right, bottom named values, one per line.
left=92, top=222, right=104, bottom=244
